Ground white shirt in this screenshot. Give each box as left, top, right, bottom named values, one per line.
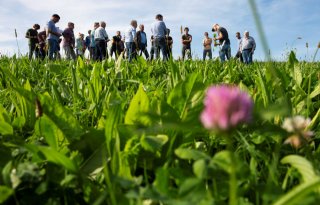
left=240, top=36, right=256, bottom=51
left=94, top=27, right=108, bottom=40
left=124, top=26, right=136, bottom=43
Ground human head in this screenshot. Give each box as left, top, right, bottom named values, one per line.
left=100, top=21, right=106, bottom=28
left=212, top=23, right=219, bottom=32
left=236, top=32, right=241, bottom=39
left=51, top=14, right=60, bottom=23
left=94, top=22, right=100, bottom=29
left=116, top=31, right=121, bottom=36
left=68, top=22, right=74, bottom=29
left=204, top=32, right=208, bottom=37
left=184, top=27, right=189, bottom=34
left=244, top=31, right=249, bottom=38
left=33, top=24, right=40, bottom=30
left=79, top=33, right=84, bottom=39
left=88, top=30, right=91, bottom=35
left=155, top=14, right=163, bottom=21
left=131, top=20, right=137, bottom=28
left=139, top=24, right=144, bottom=31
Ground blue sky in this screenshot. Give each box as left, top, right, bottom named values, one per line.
left=0, top=0, right=319, bottom=61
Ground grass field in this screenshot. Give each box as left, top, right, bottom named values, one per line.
left=0, top=54, right=320, bottom=205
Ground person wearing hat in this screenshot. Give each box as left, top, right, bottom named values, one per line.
left=25, top=24, right=40, bottom=59
left=212, top=23, right=231, bottom=62
left=181, top=27, right=192, bottom=60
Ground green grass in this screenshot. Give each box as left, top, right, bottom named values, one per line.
left=0, top=55, right=320, bottom=205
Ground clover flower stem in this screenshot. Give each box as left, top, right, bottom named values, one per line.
left=226, top=135, right=238, bottom=205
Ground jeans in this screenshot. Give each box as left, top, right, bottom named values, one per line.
left=219, top=43, right=231, bottom=62
left=154, top=37, right=167, bottom=61
left=95, top=39, right=107, bottom=61
left=139, top=43, right=149, bottom=59
left=126, top=42, right=137, bottom=62
left=203, top=49, right=212, bottom=60
left=242, top=49, right=253, bottom=64
left=182, top=46, right=191, bottom=60
left=48, top=39, right=59, bottom=60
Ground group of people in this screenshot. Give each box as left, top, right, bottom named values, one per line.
left=25, top=13, right=256, bottom=64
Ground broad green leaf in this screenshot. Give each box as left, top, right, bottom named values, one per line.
left=178, top=177, right=202, bottom=196
left=12, top=116, right=26, bottom=129
left=212, top=151, right=232, bottom=174
left=272, top=179, right=320, bottom=205
left=153, top=167, right=170, bottom=195
left=0, top=186, right=13, bottom=203
left=0, top=105, right=11, bottom=123
left=37, top=115, right=65, bottom=150
left=193, top=159, right=207, bottom=179
left=140, top=135, right=167, bottom=153
left=0, top=122, right=13, bottom=135
left=39, top=93, right=84, bottom=141
left=125, top=84, right=150, bottom=125
left=309, top=82, right=320, bottom=99
left=167, top=73, right=204, bottom=119
left=281, top=155, right=317, bottom=183
left=308, top=108, right=320, bottom=130
left=175, top=148, right=209, bottom=161
left=25, top=145, right=78, bottom=173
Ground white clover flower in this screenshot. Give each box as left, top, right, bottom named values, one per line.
left=10, top=168, right=21, bottom=189
left=282, top=116, right=311, bottom=133
left=282, top=115, right=314, bottom=148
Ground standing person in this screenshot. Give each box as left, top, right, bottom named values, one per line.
left=212, top=23, right=231, bottom=62
left=25, top=24, right=40, bottom=60
left=235, top=32, right=243, bottom=62
left=94, top=21, right=109, bottom=61
left=62, top=22, right=76, bottom=60
left=124, top=20, right=138, bottom=62
left=203, top=32, right=212, bottom=60
left=85, top=30, right=91, bottom=58
left=37, top=29, right=47, bottom=60
left=76, top=33, right=86, bottom=58
left=181, top=27, right=192, bottom=60
left=46, top=14, right=62, bottom=60
left=241, top=31, right=256, bottom=64
left=165, top=28, right=173, bottom=59
left=151, top=14, right=167, bottom=61
left=135, top=24, right=149, bottom=60
left=149, top=35, right=157, bottom=60
left=110, top=31, right=124, bottom=59
left=90, top=22, right=99, bottom=60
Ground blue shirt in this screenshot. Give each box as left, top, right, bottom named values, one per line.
left=140, top=32, right=147, bottom=44
left=151, top=20, right=167, bottom=38
left=124, top=26, right=136, bottom=43
left=46, top=20, right=59, bottom=41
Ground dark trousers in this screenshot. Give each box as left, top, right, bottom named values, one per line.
left=95, top=40, right=107, bottom=61
left=28, top=43, right=40, bottom=60
left=182, top=45, right=191, bottom=60
left=139, top=43, right=149, bottom=59
left=235, top=50, right=243, bottom=62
